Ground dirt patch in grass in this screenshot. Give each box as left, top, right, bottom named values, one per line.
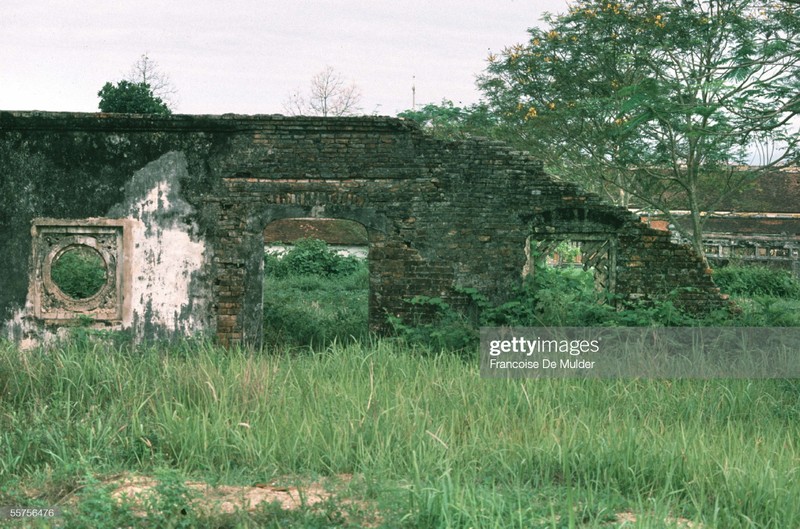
left=102, top=473, right=380, bottom=526
left=614, top=511, right=702, bottom=528
left=111, top=474, right=332, bottom=513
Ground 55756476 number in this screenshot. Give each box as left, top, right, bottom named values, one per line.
left=1, top=507, right=62, bottom=519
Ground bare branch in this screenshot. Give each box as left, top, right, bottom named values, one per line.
left=284, top=66, right=362, bottom=117
left=125, top=53, right=178, bottom=110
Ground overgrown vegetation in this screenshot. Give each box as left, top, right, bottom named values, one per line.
left=713, top=264, right=800, bottom=299
left=264, top=238, right=362, bottom=278
left=262, top=239, right=368, bottom=349
left=50, top=246, right=107, bottom=300
left=2, top=338, right=800, bottom=527
left=260, top=240, right=800, bottom=352
left=711, top=264, right=800, bottom=328
left=5, top=240, right=800, bottom=526
left=390, top=259, right=800, bottom=351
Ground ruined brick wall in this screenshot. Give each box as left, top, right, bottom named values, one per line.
left=0, top=111, right=728, bottom=346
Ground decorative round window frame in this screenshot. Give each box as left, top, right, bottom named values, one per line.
left=42, top=237, right=113, bottom=310
left=31, top=218, right=131, bottom=322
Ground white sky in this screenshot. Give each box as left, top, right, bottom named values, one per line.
left=1, top=0, right=569, bottom=117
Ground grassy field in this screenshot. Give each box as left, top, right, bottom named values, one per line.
left=2, top=243, right=800, bottom=527
left=2, top=339, right=800, bottom=527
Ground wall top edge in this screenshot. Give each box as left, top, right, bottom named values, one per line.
left=0, top=110, right=419, bottom=133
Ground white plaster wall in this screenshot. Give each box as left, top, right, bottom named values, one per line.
left=127, top=180, right=208, bottom=336
left=119, top=152, right=212, bottom=339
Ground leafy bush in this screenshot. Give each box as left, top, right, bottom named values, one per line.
left=50, top=246, right=107, bottom=299
left=713, top=265, right=800, bottom=299
left=513, top=266, right=616, bottom=326
left=388, top=294, right=479, bottom=354
left=265, top=238, right=362, bottom=278
left=721, top=296, right=800, bottom=327
left=62, top=475, right=137, bottom=529
left=390, top=263, right=788, bottom=351
left=478, top=264, right=697, bottom=328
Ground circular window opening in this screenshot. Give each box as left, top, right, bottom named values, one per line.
left=50, top=245, right=108, bottom=300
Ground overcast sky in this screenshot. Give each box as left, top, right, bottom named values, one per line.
left=1, top=0, right=569, bottom=116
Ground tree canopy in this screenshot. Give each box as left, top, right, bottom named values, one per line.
left=284, top=66, right=362, bottom=117
left=98, top=80, right=171, bottom=115
left=478, top=0, right=800, bottom=255
left=98, top=54, right=175, bottom=115
left=398, top=100, right=498, bottom=140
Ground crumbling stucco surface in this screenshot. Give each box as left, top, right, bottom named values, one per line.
left=0, top=111, right=729, bottom=347
left=109, top=152, right=212, bottom=340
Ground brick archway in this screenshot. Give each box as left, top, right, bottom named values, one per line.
left=215, top=203, right=395, bottom=345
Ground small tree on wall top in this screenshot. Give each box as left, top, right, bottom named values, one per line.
left=98, top=53, right=175, bottom=115
left=97, top=80, right=171, bottom=114
left=125, top=53, right=178, bottom=109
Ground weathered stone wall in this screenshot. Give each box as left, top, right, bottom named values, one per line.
left=0, top=111, right=728, bottom=347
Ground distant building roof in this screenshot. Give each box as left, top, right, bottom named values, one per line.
left=630, top=169, right=800, bottom=214
left=636, top=169, right=800, bottom=233
left=681, top=217, right=800, bottom=237
left=717, top=169, right=800, bottom=213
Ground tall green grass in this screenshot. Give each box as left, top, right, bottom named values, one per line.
left=2, top=339, right=799, bottom=527
left=4, top=248, right=800, bottom=526
left=262, top=266, right=369, bottom=348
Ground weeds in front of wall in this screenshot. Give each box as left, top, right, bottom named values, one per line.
left=5, top=243, right=800, bottom=527
left=2, top=338, right=800, bottom=527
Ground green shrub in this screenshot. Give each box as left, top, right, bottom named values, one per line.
left=265, top=238, right=362, bottom=278
left=62, top=475, right=137, bottom=529
left=142, top=470, right=198, bottom=529
left=50, top=246, right=107, bottom=299
left=713, top=265, right=800, bottom=298
left=519, top=265, right=616, bottom=326
left=723, top=296, right=800, bottom=327
left=482, top=265, right=704, bottom=328
left=390, top=264, right=735, bottom=351
left=388, top=294, right=479, bottom=353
